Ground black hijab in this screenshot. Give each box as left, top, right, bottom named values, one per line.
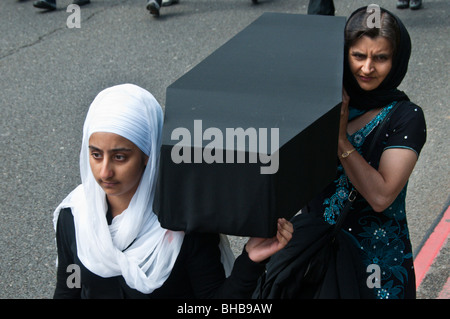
left=343, top=6, right=412, bottom=111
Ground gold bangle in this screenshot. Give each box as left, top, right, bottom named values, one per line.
left=341, top=148, right=356, bottom=158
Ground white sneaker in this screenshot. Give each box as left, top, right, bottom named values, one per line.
left=162, top=0, right=179, bottom=6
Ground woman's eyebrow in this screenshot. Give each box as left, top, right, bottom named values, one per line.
left=350, top=49, right=365, bottom=54
left=88, top=145, right=101, bottom=152
left=88, top=145, right=133, bottom=152
left=374, top=52, right=391, bottom=57
left=111, top=148, right=133, bottom=152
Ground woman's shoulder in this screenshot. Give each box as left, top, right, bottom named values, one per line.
left=58, top=207, right=74, bottom=223
left=55, top=207, right=76, bottom=238
left=392, top=100, right=425, bottom=122
left=384, top=100, right=427, bottom=155
left=389, top=100, right=426, bottom=132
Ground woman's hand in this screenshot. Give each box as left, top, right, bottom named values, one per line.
left=338, top=88, right=350, bottom=148
left=245, top=218, right=293, bottom=263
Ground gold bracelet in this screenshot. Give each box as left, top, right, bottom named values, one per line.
left=341, top=148, right=356, bottom=158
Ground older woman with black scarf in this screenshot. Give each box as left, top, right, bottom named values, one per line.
left=255, top=6, right=426, bottom=300
left=311, top=7, right=426, bottom=299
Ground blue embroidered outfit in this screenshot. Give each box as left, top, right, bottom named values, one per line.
left=309, top=100, right=426, bottom=299
left=307, top=7, right=427, bottom=299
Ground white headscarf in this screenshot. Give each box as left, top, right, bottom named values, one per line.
left=53, top=84, right=185, bottom=294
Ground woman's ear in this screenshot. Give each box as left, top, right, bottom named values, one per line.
left=143, top=154, right=149, bottom=167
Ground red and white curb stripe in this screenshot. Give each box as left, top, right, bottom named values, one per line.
left=414, top=204, right=450, bottom=298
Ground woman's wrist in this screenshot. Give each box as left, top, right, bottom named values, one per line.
left=338, top=138, right=354, bottom=158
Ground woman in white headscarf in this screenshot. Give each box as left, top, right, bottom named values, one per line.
left=53, top=84, right=293, bottom=298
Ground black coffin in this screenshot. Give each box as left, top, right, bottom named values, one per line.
left=154, top=12, right=345, bottom=237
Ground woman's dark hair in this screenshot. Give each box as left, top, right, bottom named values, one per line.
left=345, top=9, right=401, bottom=57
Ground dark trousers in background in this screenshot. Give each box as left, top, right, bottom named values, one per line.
left=308, top=0, right=335, bottom=16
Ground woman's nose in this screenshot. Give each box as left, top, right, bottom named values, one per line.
left=100, top=159, right=114, bottom=179
left=361, top=58, right=374, bottom=74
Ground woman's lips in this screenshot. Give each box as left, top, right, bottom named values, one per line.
left=358, top=75, right=374, bottom=82
left=101, top=181, right=119, bottom=188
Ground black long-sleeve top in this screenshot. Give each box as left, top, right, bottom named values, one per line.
left=53, top=208, right=265, bottom=299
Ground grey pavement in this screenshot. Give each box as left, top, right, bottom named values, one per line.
left=0, top=0, right=448, bottom=298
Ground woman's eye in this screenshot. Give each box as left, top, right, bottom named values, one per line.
left=91, top=152, right=102, bottom=159
left=114, top=154, right=126, bottom=161
left=375, top=55, right=389, bottom=62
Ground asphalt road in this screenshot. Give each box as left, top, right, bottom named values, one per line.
left=0, top=0, right=448, bottom=298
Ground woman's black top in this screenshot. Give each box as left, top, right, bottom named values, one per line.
left=308, top=101, right=426, bottom=299
left=53, top=208, right=265, bottom=299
